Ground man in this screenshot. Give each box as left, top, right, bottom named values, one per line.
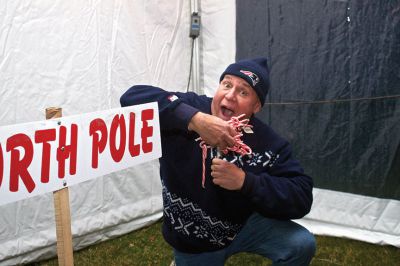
left=120, top=57, right=316, bottom=265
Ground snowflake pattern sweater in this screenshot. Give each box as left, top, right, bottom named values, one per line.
left=120, top=85, right=313, bottom=253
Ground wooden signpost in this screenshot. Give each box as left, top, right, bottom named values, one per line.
left=46, top=107, right=74, bottom=266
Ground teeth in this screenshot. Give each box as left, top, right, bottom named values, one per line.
left=222, top=107, right=234, bottom=117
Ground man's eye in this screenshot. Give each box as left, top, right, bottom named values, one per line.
left=223, top=83, right=232, bottom=88
left=240, top=90, right=249, bottom=96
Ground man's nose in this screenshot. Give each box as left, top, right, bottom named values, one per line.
left=225, top=89, right=236, bottom=101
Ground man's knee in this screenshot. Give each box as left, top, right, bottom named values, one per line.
left=296, top=230, right=316, bottom=258
left=283, top=228, right=316, bottom=265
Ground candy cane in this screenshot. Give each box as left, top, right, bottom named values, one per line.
left=195, top=138, right=210, bottom=188
left=196, top=114, right=253, bottom=188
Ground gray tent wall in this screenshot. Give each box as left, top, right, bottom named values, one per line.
left=237, top=0, right=400, bottom=199
left=236, top=0, right=400, bottom=245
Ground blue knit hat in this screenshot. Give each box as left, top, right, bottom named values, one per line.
left=220, top=57, right=270, bottom=106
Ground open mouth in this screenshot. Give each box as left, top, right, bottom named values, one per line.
left=221, top=106, right=234, bottom=118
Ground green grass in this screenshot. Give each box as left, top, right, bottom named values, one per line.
left=33, top=220, right=400, bottom=266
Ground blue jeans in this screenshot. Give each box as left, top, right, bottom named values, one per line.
left=173, top=213, right=316, bottom=266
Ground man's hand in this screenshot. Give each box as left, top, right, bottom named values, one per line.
left=210, top=158, right=245, bottom=190
left=188, top=112, right=237, bottom=150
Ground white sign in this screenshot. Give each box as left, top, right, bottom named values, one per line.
left=0, top=103, right=161, bottom=206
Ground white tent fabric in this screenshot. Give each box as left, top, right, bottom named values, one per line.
left=1, top=0, right=398, bottom=265
left=298, top=189, right=400, bottom=248
left=0, top=0, right=235, bottom=264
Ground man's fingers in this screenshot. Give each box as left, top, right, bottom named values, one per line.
left=212, top=177, right=222, bottom=186
left=216, top=140, right=229, bottom=150
left=225, top=126, right=237, bottom=146
left=212, top=158, right=224, bottom=165
left=189, top=113, right=238, bottom=149
left=211, top=158, right=245, bottom=190
left=211, top=159, right=227, bottom=179
left=225, top=135, right=235, bottom=148
left=228, top=125, right=237, bottom=137
left=216, top=129, right=235, bottom=148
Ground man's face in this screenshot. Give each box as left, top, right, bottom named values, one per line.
left=211, top=74, right=261, bottom=121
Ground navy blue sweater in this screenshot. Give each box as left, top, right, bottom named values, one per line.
left=120, top=85, right=313, bottom=253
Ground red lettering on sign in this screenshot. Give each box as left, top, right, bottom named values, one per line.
left=35, top=129, right=56, bottom=183
left=6, top=134, right=35, bottom=193
left=110, top=114, right=126, bottom=163
left=0, top=143, right=3, bottom=188
left=141, top=109, right=154, bottom=153
left=129, top=112, right=140, bottom=157
left=90, top=118, right=107, bottom=169
left=56, top=124, right=78, bottom=178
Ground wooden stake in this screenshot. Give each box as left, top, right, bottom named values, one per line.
left=46, top=107, right=74, bottom=266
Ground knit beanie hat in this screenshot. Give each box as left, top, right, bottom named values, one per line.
left=219, top=57, right=270, bottom=106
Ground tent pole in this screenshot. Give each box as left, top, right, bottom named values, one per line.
left=190, top=0, right=201, bottom=94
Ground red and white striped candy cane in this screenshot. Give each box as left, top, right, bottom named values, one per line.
left=196, top=114, right=253, bottom=188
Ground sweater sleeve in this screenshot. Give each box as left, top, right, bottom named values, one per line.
left=240, top=141, right=313, bottom=220
left=120, top=85, right=199, bottom=131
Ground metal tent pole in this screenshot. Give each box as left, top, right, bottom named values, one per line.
left=190, top=0, right=201, bottom=94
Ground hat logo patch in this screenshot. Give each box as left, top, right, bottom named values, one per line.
left=240, top=70, right=259, bottom=86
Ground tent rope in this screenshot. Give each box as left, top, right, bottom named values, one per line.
left=264, top=94, right=400, bottom=106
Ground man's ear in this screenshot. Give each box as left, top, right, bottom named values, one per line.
left=253, top=100, right=262, bottom=114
